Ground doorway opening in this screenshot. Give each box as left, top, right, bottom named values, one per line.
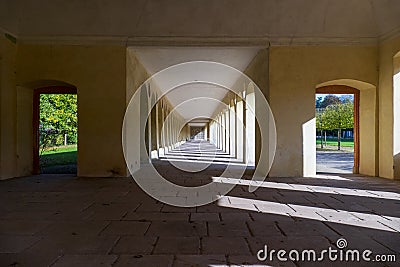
left=33, top=87, right=78, bottom=174
left=190, top=126, right=205, bottom=140
left=315, top=86, right=359, bottom=174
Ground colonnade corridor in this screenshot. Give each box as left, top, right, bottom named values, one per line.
left=160, top=140, right=238, bottom=165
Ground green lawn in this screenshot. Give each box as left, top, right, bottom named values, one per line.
left=40, top=144, right=77, bottom=167
left=316, top=138, right=354, bottom=147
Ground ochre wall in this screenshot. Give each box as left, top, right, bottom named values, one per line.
left=16, top=44, right=127, bottom=177
left=269, top=46, right=378, bottom=177
left=0, top=34, right=17, bottom=179
left=1, top=40, right=397, bottom=179
left=244, top=49, right=268, bottom=167
left=378, top=36, right=400, bottom=179
left=125, top=49, right=150, bottom=173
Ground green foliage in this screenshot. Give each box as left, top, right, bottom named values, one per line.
left=316, top=109, right=325, bottom=130
left=316, top=101, right=354, bottom=150
left=39, top=94, right=77, bottom=148
left=321, top=102, right=353, bottom=130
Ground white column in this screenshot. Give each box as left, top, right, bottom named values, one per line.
left=394, top=68, right=400, bottom=178
left=236, top=99, right=244, bottom=161
left=230, top=102, right=236, bottom=158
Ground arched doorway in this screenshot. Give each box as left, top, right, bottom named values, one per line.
left=314, top=79, right=377, bottom=177
left=315, top=85, right=360, bottom=174
left=33, top=86, right=78, bottom=174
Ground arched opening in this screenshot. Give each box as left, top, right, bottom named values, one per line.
left=315, top=85, right=359, bottom=174
left=16, top=80, right=78, bottom=176
left=314, top=79, right=377, bottom=176
left=33, top=86, right=78, bottom=174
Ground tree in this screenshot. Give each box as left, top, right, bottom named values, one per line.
left=316, top=96, right=323, bottom=108
left=39, top=94, right=77, bottom=149
left=321, top=102, right=353, bottom=150
left=320, top=95, right=341, bottom=108
left=339, top=95, right=353, bottom=104
left=316, top=108, right=326, bottom=148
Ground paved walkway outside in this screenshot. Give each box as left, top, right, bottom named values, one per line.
left=317, top=150, right=354, bottom=174
left=0, top=142, right=399, bottom=266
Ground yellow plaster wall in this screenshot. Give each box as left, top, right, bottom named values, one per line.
left=379, top=36, right=400, bottom=179
left=0, top=34, right=17, bottom=179
left=243, top=49, right=269, bottom=167
left=3, top=41, right=397, bottom=179
left=16, top=44, right=127, bottom=177
left=269, top=46, right=378, bottom=177
left=125, top=49, right=150, bottom=173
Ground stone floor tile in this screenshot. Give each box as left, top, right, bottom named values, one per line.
left=196, top=204, right=232, bottom=213
left=1, top=210, right=55, bottom=220
left=124, top=212, right=189, bottom=221
left=173, top=255, right=227, bottom=266
left=114, top=255, right=174, bottom=267
left=52, top=254, right=118, bottom=267
left=246, top=221, right=283, bottom=237
left=25, top=235, right=119, bottom=255
left=83, top=203, right=135, bottom=220
left=161, top=205, right=196, bottom=213
left=250, top=213, right=294, bottom=223
left=275, top=219, right=338, bottom=238
left=135, top=202, right=164, bottom=212
left=0, top=235, right=40, bottom=253
left=100, top=221, right=150, bottom=235
left=111, top=236, right=157, bottom=254
left=208, top=221, right=251, bottom=237
left=190, top=212, right=220, bottom=222
left=0, top=252, right=60, bottom=266
left=39, top=220, right=109, bottom=236
left=146, top=221, right=206, bottom=237
left=153, top=237, right=200, bottom=254
left=220, top=212, right=251, bottom=221
left=0, top=220, right=50, bottom=235
left=202, top=237, right=251, bottom=255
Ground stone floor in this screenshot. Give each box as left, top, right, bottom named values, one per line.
left=1, top=142, right=399, bottom=266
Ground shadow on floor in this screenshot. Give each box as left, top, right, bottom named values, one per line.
left=0, top=141, right=398, bottom=266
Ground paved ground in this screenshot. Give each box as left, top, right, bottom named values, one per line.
left=1, top=142, right=399, bottom=266
left=317, top=151, right=354, bottom=174
left=41, top=164, right=77, bottom=174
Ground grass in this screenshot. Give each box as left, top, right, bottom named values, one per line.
left=316, top=138, right=354, bottom=148
left=40, top=144, right=77, bottom=167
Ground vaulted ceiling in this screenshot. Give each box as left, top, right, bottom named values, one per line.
left=1, top=0, right=400, bottom=44
left=133, top=47, right=259, bottom=121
